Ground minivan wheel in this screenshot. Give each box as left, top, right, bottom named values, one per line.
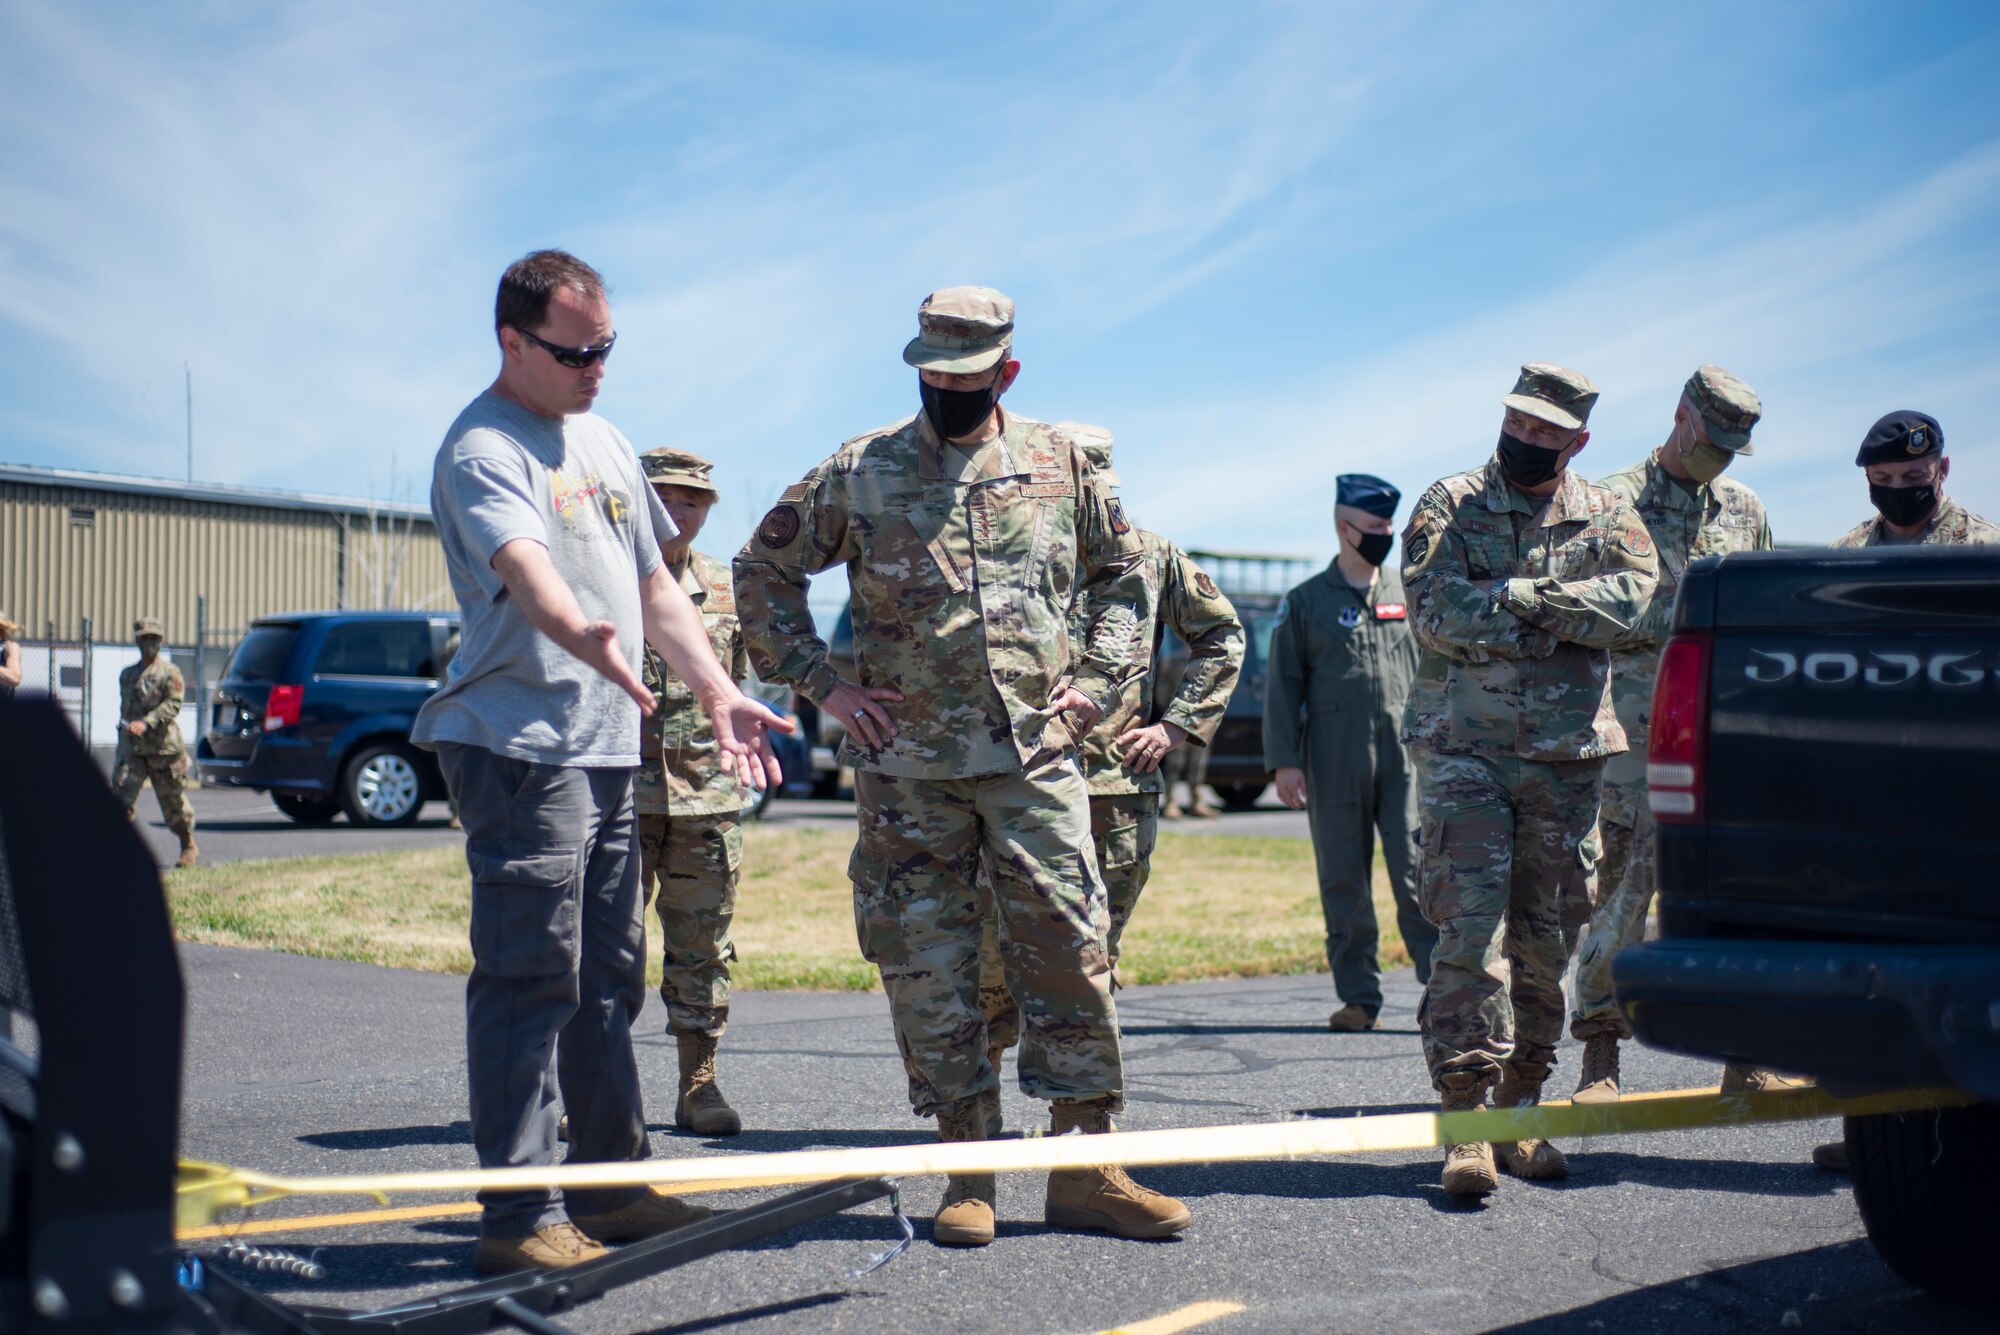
left=273, top=792, right=341, bottom=826
left=1214, top=782, right=1267, bottom=812
left=1847, top=1101, right=1999, bottom=1301
left=339, top=743, right=426, bottom=827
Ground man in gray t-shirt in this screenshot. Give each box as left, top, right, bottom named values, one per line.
left=415, top=249, right=787, bottom=1276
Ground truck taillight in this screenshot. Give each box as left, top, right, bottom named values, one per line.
left=263, top=684, right=303, bottom=732
left=1647, top=632, right=1709, bottom=823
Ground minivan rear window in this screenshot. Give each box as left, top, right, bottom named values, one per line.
left=225, top=625, right=300, bottom=682
left=314, top=622, right=439, bottom=679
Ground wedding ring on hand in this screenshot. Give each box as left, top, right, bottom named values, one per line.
left=852, top=709, right=866, bottom=719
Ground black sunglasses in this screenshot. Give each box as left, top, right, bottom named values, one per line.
left=515, top=328, right=617, bottom=368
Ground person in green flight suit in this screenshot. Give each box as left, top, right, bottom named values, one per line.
left=1263, top=475, right=1437, bottom=1032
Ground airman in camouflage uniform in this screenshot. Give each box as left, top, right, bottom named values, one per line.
left=734, top=287, right=1191, bottom=1247
left=114, top=616, right=198, bottom=868
left=1400, top=363, right=1657, bottom=1196
left=635, top=447, right=750, bottom=1136
left=979, top=425, right=1244, bottom=1062
left=1834, top=411, right=1999, bottom=549
left=1570, top=367, right=1773, bottom=1102
left=1814, top=412, right=1996, bottom=1176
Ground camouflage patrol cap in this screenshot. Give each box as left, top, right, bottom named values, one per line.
left=1684, top=364, right=1762, bottom=454
left=133, top=616, right=164, bottom=639
left=901, top=286, right=1015, bottom=375
left=640, top=446, right=719, bottom=497
left=1502, top=362, right=1599, bottom=431
left=1855, top=410, right=1944, bottom=467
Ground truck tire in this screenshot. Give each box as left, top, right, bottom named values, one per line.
left=338, top=742, right=426, bottom=828
left=1214, top=782, right=1266, bottom=812
left=273, top=792, right=341, bottom=825
left=1847, top=1101, right=1999, bottom=1301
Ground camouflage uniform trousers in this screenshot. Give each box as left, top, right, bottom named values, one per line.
left=636, top=811, right=739, bottom=1038
left=1570, top=804, right=1653, bottom=1041
left=980, top=790, right=1158, bottom=1053
left=852, top=754, right=1122, bottom=1118
left=113, top=751, right=196, bottom=836
left=1413, top=749, right=1601, bottom=1091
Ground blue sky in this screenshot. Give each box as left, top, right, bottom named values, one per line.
left=4, top=0, right=1998, bottom=569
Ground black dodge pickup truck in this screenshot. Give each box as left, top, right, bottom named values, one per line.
left=1612, top=545, right=2000, bottom=1301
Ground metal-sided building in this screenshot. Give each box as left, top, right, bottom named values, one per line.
left=0, top=461, right=451, bottom=643
left=0, top=462, right=451, bottom=749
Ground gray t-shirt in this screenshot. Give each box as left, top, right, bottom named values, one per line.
left=412, top=390, right=676, bottom=767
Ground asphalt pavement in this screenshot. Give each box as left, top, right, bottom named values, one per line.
left=178, top=944, right=1977, bottom=1335
left=141, top=786, right=1310, bottom=868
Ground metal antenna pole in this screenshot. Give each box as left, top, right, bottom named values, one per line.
left=185, top=362, right=193, bottom=483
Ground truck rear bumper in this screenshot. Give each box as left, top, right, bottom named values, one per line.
left=1614, top=939, right=2000, bottom=1103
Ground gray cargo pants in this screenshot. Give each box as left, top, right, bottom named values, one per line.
left=437, top=742, right=651, bottom=1239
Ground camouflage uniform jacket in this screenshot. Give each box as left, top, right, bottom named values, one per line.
left=118, top=655, right=186, bottom=758
left=1596, top=454, right=1771, bottom=818
left=635, top=548, right=749, bottom=817
left=1833, top=495, right=2000, bottom=548
left=734, top=411, right=1148, bottom=779
left=1072, top=530, right=1243, bottom=796
left=1399, top=455, right=1658, bottom=761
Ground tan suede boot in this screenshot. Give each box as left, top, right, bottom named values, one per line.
left=1044, top=1100, right=1190, bottom=1238
left=174, top=829, right=199, bottom=869
left=933, top=1098, right=996, bottom=1247
left=1493, top=1061, right=1568, bottom=1180
left=1571, top=1034, right=1621, bottom=1104
left=473, top=1221, right=607, bottom=1274
left=675, top=1032, right=742, bottom=1136
left=1439, top=1074, right=1497, bottom=1197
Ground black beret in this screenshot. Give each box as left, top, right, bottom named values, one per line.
left=1336, top=473, right=1401, bottom=520
left=1856, top=411, right=1943, bottom=466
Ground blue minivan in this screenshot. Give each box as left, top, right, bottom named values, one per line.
left=198, top=611, right=457, bottom=826
left=199, top=610, right=813, bottom=826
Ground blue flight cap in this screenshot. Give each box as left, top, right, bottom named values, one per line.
left=1336, top=474, right=1401, bottom=520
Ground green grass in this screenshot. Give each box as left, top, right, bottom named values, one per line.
left=167, top=824, right=1409, bottom=991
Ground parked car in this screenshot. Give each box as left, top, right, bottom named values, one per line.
left=198, top=611, right=457, bottom=826
left=1611, top=545, right=2000, bottom=1302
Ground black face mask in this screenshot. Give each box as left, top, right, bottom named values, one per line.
left=919, top=374, right=1001, bottom=441
left=1496, top=428, right=1566, bottom=489
left=1870, top=481, right=1938, bottom=528
left=1352, top=531, right=1394, bottom=567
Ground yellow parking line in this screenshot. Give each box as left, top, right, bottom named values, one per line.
left=1098, top=1299, right=1246, bottom=1335
left=178, top=1200, right=482, bottom=1241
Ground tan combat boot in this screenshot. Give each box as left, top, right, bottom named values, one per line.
left=1572, top=1034, right=1622, bottom=1104
left=1492, top=1061, right=1568, bottom=1180
left=473, top=1220, right=608, bottom=1274
left=1439, top=1075, right=1497, bottom=1197
left=1720, top=1061, right=1811, bottom=1095
left=1187, top=798, right=1221, bottom=820
left=675, top=1032, right=742, bottom=1136
left=174, top=830, right=199, bottom=869
left=933, top=1097, right=996, bottom=1247
left=1327, top=1004, right=1378, bottom=1033
left=1044, top=1100, right=1191, bottom=1239
left=571, top=1188, right=713, bottom=1242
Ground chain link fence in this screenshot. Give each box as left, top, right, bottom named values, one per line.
left=6, top=598, right=245, bottom=765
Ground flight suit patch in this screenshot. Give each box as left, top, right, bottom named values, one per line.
left=1374, top=602, right=1407, bottom=620
left=1337, top=606, right=1364, bottom=629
